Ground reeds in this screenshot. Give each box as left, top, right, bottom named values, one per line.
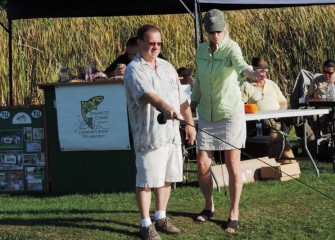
left=0, top=5, right=334, bottom=105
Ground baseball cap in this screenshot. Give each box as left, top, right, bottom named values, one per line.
left=204, top=9, right=225, bottom=33
left=251, top=57, right=270, bottom=70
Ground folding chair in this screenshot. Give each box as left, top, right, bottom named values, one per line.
left=290, top=69, right=318, bottom=157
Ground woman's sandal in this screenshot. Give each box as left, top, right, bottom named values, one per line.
left=225, top=218, right=240, bottom=232
left=195, top=209, right=214, bottom=222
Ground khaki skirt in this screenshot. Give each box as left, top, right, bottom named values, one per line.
left=197, top=110, right=246, bottom=151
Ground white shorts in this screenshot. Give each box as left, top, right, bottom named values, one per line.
left=135, top=144, right=183, bottom=188
left=197, top=110, right=246, bottom=151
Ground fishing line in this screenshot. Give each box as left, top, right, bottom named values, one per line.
left=179, top=122, right=228, bottom=195
left=158, top=112, right=335, bottom=202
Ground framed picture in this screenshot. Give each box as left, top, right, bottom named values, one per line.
left=26, top=140, right=41, bottom=153
left=0, top=171, right=24, bottom=191
left=25, top=166, right=44, bottom=180
left=23, top=127, right=32, bottom=141
left=0, top=150, right=23, bottom=170
left=27, top=179, right=43, bottom=191
left=33, top=128, right=44, bottom=140
left=0, top=129, right=23, bottom=149
left=35, top=153, right=45, bottom=166
left=23, top=154, right=37, bottom=165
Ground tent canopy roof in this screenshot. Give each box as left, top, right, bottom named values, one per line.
left=7, top=0, right=335, bottom=20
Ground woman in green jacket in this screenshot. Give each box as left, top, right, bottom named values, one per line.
left=190, top=9, right=264, bottom=233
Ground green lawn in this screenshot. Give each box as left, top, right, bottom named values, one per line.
left=0, top=160, right=334, bottom=240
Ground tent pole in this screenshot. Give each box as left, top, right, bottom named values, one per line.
left=9, top=19, right=13, bottom=106
left=194, top=0, right=199, bottom=48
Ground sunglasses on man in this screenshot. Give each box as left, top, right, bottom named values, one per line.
left=323, top=69, right=335, bottom=75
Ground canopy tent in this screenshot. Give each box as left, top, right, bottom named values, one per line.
left=4, top=0, right=335, bottom=105
left=7, top=0, right=335, bottom=20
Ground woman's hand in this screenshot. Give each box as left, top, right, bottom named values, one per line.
left=242, top=69, right=265, bottom=83
left=249, top=71, right=265, bottom=83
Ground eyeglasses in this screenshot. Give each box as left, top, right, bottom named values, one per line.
left=147, top=42, right=163, bottom=47
left=323, top=69, right=335, bottom=75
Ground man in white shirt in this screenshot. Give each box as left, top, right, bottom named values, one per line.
left=241, top=57, right=295, bottom=161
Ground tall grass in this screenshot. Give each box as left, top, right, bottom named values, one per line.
left=0, top=5, right=334, bottom=105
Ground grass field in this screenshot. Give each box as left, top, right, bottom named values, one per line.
left=0, top=159, right=334, bottom=240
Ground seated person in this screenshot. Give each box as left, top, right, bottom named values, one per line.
left=104, top=37, right=166, bottom=78
left=177, top=67, right=198, bottom=120
left=177, top=67, right=194, bottom=86
left=306, top=59, right=335, bottom=135
left=104, top=37, right=138, bottom=78
left=240, top=57, right=295, bottom=161
left=177, top=67, right=196, bottom=159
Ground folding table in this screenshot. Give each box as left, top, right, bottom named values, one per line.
left=245, top=109, right=329, bottom=177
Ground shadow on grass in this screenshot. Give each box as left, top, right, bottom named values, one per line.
left=0, top=191, right=136, bottom=198
left=175, top=181, right=199, bottom=188
left=0, top=209, right=137, bottom=215
left=0, top=209, right=229, bottom=238
left=168, top=210, right=228, bottom=228
left=0, top=209, right=140, bottom=238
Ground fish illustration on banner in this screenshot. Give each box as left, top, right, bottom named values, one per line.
left=81, top=96, right=104, bottom=129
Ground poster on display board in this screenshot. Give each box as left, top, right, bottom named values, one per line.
left=0, top=106, right=47, bottom=192
left=55, top=83, right=130, bottom=151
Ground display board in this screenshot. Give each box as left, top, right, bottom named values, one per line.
left=0, top=106, right=47, bottom=192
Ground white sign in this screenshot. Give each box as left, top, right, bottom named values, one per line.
left=55, top=83, right=130, bottom=151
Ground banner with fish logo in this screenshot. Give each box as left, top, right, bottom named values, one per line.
left=55, top=83, right=130, bottom=151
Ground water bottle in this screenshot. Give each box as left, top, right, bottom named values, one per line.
left=256, top=121, right=263, bottom=136
left=60, top=60, right=68, bottom=82
left=85, top=61, right=93, bottom=82
left=327, top=83, right=335, bottom=99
